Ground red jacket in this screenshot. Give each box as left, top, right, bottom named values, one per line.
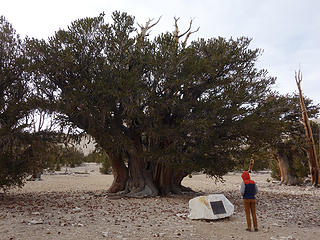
left=241, top=171, right=258, bottom=199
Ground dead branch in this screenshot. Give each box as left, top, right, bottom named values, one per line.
left=173, top=17, right=180, bottom=40
left=182, top=26, right=200, bottom=48
left=137, top=16, right=162, bottom=40
left=178, top=19, right=193, bottom=38
left=173, top=17, right=199, bottom=47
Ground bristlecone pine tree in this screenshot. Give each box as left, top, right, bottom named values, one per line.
left=0, top=16, right=35, bottom=190
left=242, top=93, right=319, bottom=185
left=0, top=16, right=62, bottom=190
left=28, top=11, right=297, bottom=196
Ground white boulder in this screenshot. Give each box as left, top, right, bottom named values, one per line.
left=188, top=194, right=234, bottom=220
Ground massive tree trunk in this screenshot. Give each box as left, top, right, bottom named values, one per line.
left=107, top=150, right=189, bottom=196
left=106, top=135, right=188, bottom=197
left=271, top=151, right=298, bottom=185
left=123, top=148, right=159, bottom=197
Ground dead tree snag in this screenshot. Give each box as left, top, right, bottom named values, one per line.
left=295, top=70, right=319, bottom=186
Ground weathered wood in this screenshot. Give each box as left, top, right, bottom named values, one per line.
left=137, top=16, right=161, bottom=40
left=248, top=158, right=254, bottom=173
left=271, top=153, right=283, bottom=183
left=271, top=151, right=298, bottom=185
left=295, top=70, right=319, bottom=186
left=173, top=17, right=199, bottom=47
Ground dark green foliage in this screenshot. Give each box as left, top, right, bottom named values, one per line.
left=99, top=154, right=111, bottom=174
left=234, top=150, right=271, bottom=171
left=0, top=17, right=70, bottom=189
left=0, top=16, right=34, bottom=190
left=0, top=133, right=33, bottom=190
left=291, top=154, right=309, bottom=180
left=58, top=147, right=84, bottom=168
left=237, top=93, right=319, bottom=181
left=28, top=11, right=314, bottom=181
left=269, top=140, right=309, bottom=182
left=84, top=151, right=111, bottom=174
left=84, top=151, right=106, bottom=163
left=269, top=158, right=280, bottom=180
left=44, top=144, right=85, bottom=169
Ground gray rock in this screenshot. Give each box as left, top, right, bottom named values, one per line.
left=28, top=219, right=44, bottom=225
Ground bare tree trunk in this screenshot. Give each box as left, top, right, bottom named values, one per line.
left=248, top=158, right=254, bottom=173
left=271, top=153, right=284, bottom=183
left=295, top=71, right=319, bottom=186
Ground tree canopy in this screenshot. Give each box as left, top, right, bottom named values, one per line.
left=0, top=16, right=36, bottom=189
left=27, top=11, right=283, bottom=195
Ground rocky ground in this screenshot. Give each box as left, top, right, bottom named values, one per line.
left=1, top=163, right=320, bottom=240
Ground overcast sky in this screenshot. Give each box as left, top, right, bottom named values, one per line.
left=2, top=0, right=319, bottom=104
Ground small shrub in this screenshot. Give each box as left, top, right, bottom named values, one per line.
left=84, top=152, right=105, bottom=163
left=58, top=147, right=84, bottom=168
left=99, top=154, right=111, bottom=174
left=269, top=159, right=280, bottom=180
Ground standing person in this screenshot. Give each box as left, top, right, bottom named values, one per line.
left=240, top=171, right=258, bottom=232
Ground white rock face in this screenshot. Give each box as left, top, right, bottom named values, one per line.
left=188, top=194, right=234, bottom=220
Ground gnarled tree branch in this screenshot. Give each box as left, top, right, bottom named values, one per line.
left=173, top=17, right=199, bottom=47
left=137, top=16, right=162, bottom=40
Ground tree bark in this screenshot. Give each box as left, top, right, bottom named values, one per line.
left=152, top=163, right=189, bottom=195
left=271, top=153, right=283, bottom=183
left=248, top=159, right=254, bottom=173
left=123, top=148, right=159, bottom=197
left=272, top=151, right=298, bottom=185
left=108, top=152, right=189, bottom=196
left=99, top=132, right=189, bottom=196
left=295, top=71, right=319, bottom=186
left=108, top=153, right=128, bottom=193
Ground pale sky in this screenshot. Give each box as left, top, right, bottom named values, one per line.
left=2, top=0, right=319, bottom=104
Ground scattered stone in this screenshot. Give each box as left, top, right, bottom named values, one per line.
left=272, top=223, right=281, bottom=227
left=153, top=232, right=165, bottom=238
left=28, top=219, right=44, bottom=225
left=188, top=194, right=234, bottom=220
left=72, top=207, right=81, bottom=212
left=271, top=236, right=294, bottom=240
left=176, top=213, right=187, bottom=219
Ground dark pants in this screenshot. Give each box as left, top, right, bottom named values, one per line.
left=243, top=199, right=258, bottom=230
